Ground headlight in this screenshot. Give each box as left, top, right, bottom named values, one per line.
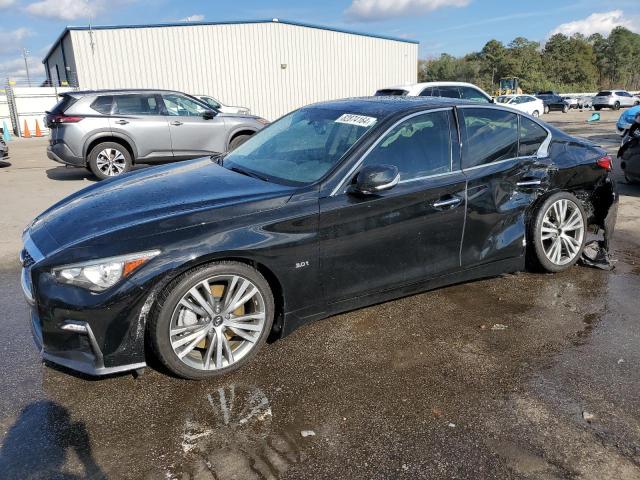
left=52, top=250, right=160, bottom=292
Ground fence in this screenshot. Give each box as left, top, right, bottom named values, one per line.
left=2, top=80, right=76, bottom=137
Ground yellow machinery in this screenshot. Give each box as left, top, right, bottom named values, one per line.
left=496, top=77, right=522, bottom=96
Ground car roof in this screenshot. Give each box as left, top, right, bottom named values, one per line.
left=67, top=89, right=189, bottom=97
left=303, top=96, right=496, bottom=117
left=382, top=81, right=485, bottom=90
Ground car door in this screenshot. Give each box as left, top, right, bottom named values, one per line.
left=620, top=92, right=634, bottom=107
left=458, top=106, right=548, bottom=267
left=110, top=93, right=173, bottom=161
left=161, top=93, right=228, bottom=158
left=319, top=109, right=466, bottom=303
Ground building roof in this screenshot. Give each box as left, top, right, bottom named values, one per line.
left=43, top=18, right=419, bottom=64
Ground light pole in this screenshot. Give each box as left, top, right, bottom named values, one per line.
left=22, top=48, right=31, bottom=87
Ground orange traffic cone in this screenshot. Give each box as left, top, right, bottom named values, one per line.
left=23, top=120, right=31, bottom=138
left=34, top=120, right=43, bottom=137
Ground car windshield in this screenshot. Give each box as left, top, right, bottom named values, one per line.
left=222, top=107, right=378, bottom=185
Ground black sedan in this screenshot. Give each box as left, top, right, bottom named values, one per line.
left=21, top=97, right=617, bottom=379
left=536, top=93, right=570, bottom=114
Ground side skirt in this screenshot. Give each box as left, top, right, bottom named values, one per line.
left=281, top=256, right=525, bottom=336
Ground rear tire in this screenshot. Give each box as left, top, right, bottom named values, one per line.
left=228, top=134, right=252, bottom=151
left=148, top=261, right=274, bottom=380
left=88, top=142, right=132, bottom=180
left=594, top=106, right=601, bottom=111
left=528, top=192, right=587, bottom=273
left=562, top=105, right=569, bottom=113
left=532, top=110, right=540, bottom=118
left=544, top=105, right=550, bottom=114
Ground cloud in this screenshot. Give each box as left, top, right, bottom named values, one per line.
left=346, top=0, right=470, bottom=22
left=0, top=28, right=33, bottom=53
left=550, top=10, right=640, bottom=37
left=25, top=0, right=136, bottom=21
left=26, top=0, right=101, bottom=20
left=180, top=14, right=204, bottom=22
left=0, top=0, right=16, bottom=8
left=0, top=55, right=46, bottom=80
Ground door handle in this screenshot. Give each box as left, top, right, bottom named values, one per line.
left=433, top=197, right=462, bottom=209
left=114, top=119, right=129, bottom=125
left=516, top=179, right=542, bottom=187
left=171, top=121, right=183, bottom=126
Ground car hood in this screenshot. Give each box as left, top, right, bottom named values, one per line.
left=28, top=158, right=294, bottom=254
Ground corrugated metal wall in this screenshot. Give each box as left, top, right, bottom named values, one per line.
left=64, top=22, right=417, bottom=119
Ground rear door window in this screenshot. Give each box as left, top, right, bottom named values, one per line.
left=459, top=86, right=489, bottom=103
left=596, top=91, right=611, bottom=96
left=90, top=96, right=113, bottom=114
left=418, top=87, right=434, bottom=97
left=436, top=86, right=462, bottom=99
left=375, top=89, right=409, bottom=96
left=519, top=117, right=547, bottom=157
left=459, top=108, right=519, bottom=169
left=113, top=94, right=161, bottom=115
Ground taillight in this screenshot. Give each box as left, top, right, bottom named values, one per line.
left=596, top=155, right=612, bottom=171
left=49, top=113, right=84, bottom=124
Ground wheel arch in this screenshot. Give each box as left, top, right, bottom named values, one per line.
left=84, top=134, right=137, bottom=164
left=226, top=128, right=257, bottom=150
left=142, top=253, right=286, bottom=341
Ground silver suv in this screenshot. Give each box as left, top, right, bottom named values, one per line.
left=593, top=90, right=640, bottom=111
left=46, top=89, right=268, bottom=179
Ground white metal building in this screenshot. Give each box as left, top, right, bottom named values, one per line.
left=42, top=19, right=418, bottom=119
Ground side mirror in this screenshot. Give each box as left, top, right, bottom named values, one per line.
left=349, top=164, right=400, bottom=195
left=202, top=110, right=216, bottom=120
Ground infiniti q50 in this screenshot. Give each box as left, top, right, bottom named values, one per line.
left=22, top=97, right=617, bottom=379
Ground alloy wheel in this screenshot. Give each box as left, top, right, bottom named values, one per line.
left=169, top=274, right=266, bottom=371
left=540, top=199, right=584, bottom=266
left=96, top=148, right=127, bottom=176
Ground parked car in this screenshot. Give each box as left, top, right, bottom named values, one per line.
left=578, top=96, right=593, bottom=109
left=375, top=81, right=493, bottom=103
left=496, top=94, right=544, bottom=117
left=616, top=104, right=640, bottom=135
left=535, top=93, right=569, bottom=114
left=197, top=95, right=251, bottom=115
left=593, top=90, right=640, bottom=110
left=562, top=96, right=580, bottom=109
left=45, top=89, right=268, bottom=180
left=0, top=136, right=7, bottom=159
left=22, top=97, right=617, bottom=379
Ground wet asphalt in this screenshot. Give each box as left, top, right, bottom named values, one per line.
left=1, top=111, right=639, bottom=479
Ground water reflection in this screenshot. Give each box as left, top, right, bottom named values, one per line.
left=0, top=400, right=106, bottom=480
left=171, top=384, right=304, bottom=480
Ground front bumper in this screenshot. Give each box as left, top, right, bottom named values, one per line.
left=21, top=234, right=150, bottom=376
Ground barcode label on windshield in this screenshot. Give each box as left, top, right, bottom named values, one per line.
left=335, top=114, right=377, bottom=128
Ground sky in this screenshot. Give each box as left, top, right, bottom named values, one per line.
left=1, top=0, right=639, bottom=82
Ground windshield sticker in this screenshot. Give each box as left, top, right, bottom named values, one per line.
left=335, top=114, right=377, bottom=128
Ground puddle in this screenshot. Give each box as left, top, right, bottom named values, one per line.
left=167, top=385, right=308, bottom=480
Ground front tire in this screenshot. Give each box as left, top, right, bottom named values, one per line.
left=529, top=192, right=587, bottom=273
left=228, top=134, right=252, bottom=151
left=88, top=142, right=132, bottom=180
left=544, top=105, right=550, bottom=114
left=532, top=110, right=540, bottom=118
left=149, top=261, right=274, bottom=380
left=562, top=105, right=569, bottom=113
left=594, top=106, right=601, bottom=111
left=613, top=101, right=621, bottom=110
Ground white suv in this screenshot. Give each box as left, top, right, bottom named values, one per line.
left=375, top=81, right=493, bottom=103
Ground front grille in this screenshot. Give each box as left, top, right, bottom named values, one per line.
left=21, top=249, right=35, bottom=268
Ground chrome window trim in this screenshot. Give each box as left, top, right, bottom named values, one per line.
left=398, top=169, right=463, bottom=184
left=330, top=107, right=455, bottom=196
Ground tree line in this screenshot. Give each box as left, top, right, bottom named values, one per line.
left=418, top=27, right=640, bottom=94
